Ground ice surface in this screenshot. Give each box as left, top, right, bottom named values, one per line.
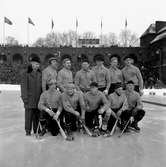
left=0, top=91, right=166, bottom=167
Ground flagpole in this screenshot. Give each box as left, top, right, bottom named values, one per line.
left=3, top=19, right=5, bottom=45
left=27, top=20, right=30, bottom=46
left=51, top=18, right=53, bottom=33
left=100, top=17, right=103, bottom=46
left=125, top=18, right=127, bottom=47
left=76, top=26, right=78, bottom=48
left=76, top=18, right=78, bottom=48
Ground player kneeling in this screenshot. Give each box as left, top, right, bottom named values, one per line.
left=107, top=83, right=128, bottom=135
left=38, top=79, right=62, bottom=137
left=122, top=81, right=145, bottom=131
left=84, top=82, right=111, bottom=136
left=61, top=83, right=85, bottom=141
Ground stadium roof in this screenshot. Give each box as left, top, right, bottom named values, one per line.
left=150, top=31, right=166, bottom=44
left=140, top=23, right=156, bottom=38
left=158, top=26, right=166, bottom=34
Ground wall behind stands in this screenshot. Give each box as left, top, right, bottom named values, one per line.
left=0, top=46, right=146, bottom=68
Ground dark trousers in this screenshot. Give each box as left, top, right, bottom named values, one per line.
left=63, top=104, right=82, bottom=131
left=107, top=108, right=145, bottom=131
left=121, top=109, right=145, bottom=124
left=85, top=109, right=99, bottom=129
left=63, top=111, right=77, bottom=131
left=40, top=108, right=59, bottom=136
left=85, top=101, right=104, bottom=129
left=25, top=108, right=40, bottom=134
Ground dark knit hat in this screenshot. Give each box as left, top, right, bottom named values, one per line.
left=81, top=58, right=89, bottom=63
left=123, top=53, right=137, bottom=63
left=126, top=80, right=134, bottom=85
left=30, top=54, right=40, bottom=63
left=90, top=82, right=98, bottom=88
left=114, top=82, right=122, bottom=89
left=61, top=54, right=71, bottom=64
left=93, top=54, right=104, bottom=62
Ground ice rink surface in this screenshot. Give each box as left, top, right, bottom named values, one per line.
left=0, top=91, right=166, bottom=167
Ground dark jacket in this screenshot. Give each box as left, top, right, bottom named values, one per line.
left=21, top=66, right=42, bottom=108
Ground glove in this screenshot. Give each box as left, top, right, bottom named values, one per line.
left=79, top=118, right=85, bottom=125
left=103, top=89, right=108, bottom=95
left=98, top=108, right=105, bottom=114
left=117, top=110, right=122, bottom=117
left=130, top=116, right=134, bottom=122
left=74, top=111, right=80, bottom=117
left=53, top=110, right=60, bottom=120
left=45, top=108, right=54, bottom=117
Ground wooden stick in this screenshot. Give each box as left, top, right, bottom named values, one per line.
left=110, top=118, right=119, bottom=136
left=118, top=119, right=130, bottom=138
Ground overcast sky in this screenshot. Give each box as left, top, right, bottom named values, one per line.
left=0, top=0, right=165, bottom=44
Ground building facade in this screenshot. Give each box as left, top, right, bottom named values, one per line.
left=1, top=20, right=166, bottom=84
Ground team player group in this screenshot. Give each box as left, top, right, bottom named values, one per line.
left=21, top=53, right=145, bottom=141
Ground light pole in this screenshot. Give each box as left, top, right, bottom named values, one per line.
left=159, top=48, right=162, bottom=81
left=156, top=48, right=162, bottom=81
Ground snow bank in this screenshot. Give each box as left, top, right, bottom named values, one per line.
left=0, top=84, right=20, bottom=91
left=0, top=84, right=166, bottom=96
left=143, top=88, right=166, bottom=96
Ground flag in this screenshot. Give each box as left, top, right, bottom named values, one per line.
left=101, top=19, right=103, bottom=29
left=28, top=17, right=35, bottom=26
left=4, top=17, right=12, bottom=25
left=51, top=19, right=54, bottom=29
left=76, top=18, right=78, bottom=28
left=125, top=19, right=127, bottom=28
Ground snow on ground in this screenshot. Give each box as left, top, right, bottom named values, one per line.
left=0, top=84, right=20, bottom=91
left=0, top=91, right=166, bottom=167
left=1, top=84, right=166, bottom=95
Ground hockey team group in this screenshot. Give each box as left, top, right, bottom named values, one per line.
left=21, top=53, right=145, bottom=141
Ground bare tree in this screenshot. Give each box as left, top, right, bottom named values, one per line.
left=33, top=31, right=78, bottom=47
left=33, top=29, right=139, bottom=48
left=33, top=37, right=45, bottom=47
left=44, top=32, right=61, bottom=47
left=65, top=30, right=77, bottom=46
left=6, top=36, right=19, bottom=46
left=102, top=32, right=118, bottom=46
left=119, top=29, right=140, bottom=47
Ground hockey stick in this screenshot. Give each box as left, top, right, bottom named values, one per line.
left=65, top=94, right=94, bottom=137
left=118, top=118, right=131, bottom=138
left=110, top=118, right=119, bottom=136
left=55, top=118, right=67, bottom=140
left=46, top=101, right=67, bottom=140
left=78, top=119, right=93, bottom=137
left=50, top=108, right=67, bottom=140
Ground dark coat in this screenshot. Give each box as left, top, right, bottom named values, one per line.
left=21, top=68, right=42, bottom=109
